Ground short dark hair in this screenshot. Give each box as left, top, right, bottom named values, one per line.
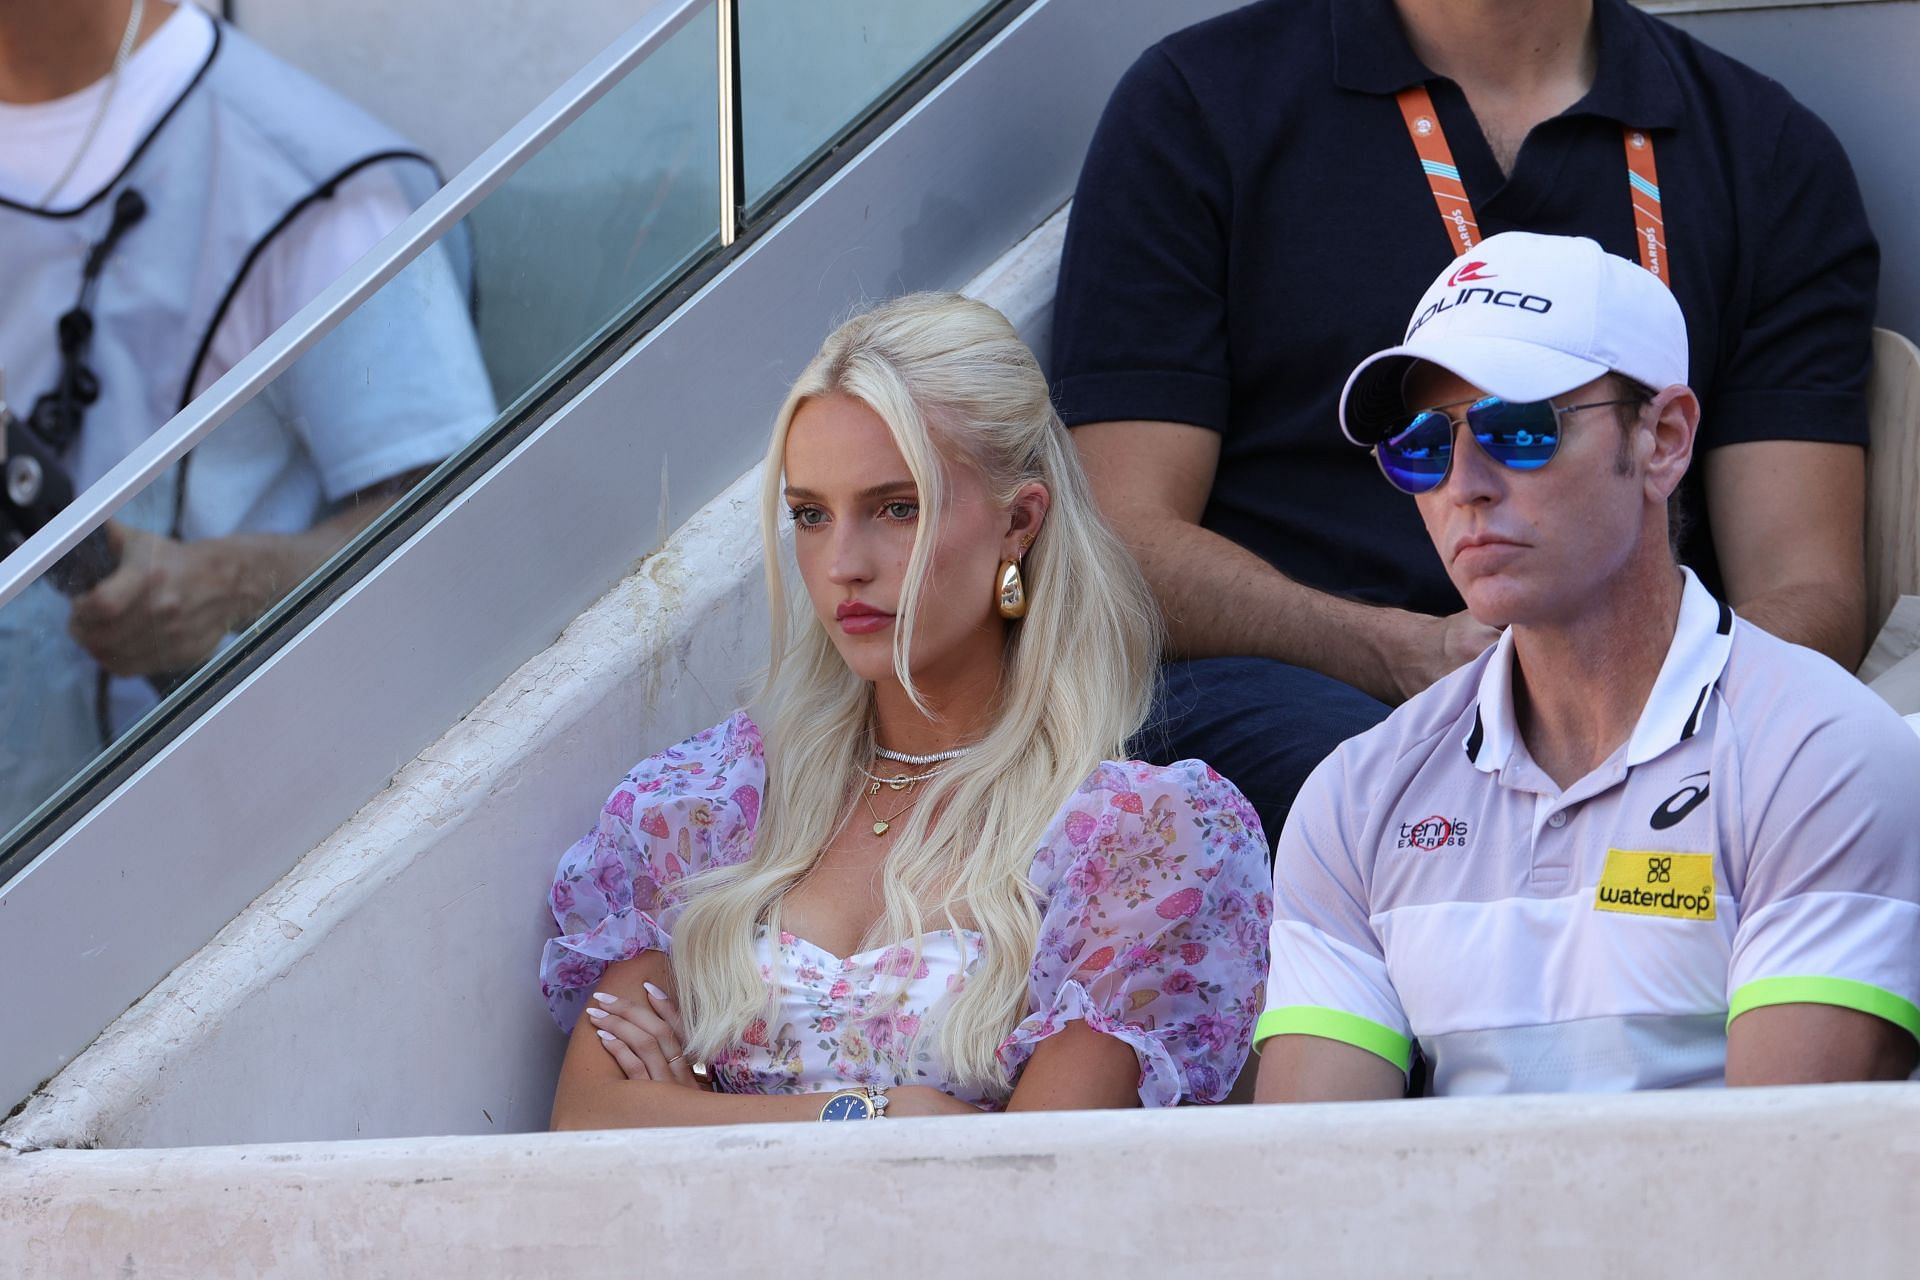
left=1607, top=372, right=1686, bottom=553
left=1610, top=373, right=1657, bottom=433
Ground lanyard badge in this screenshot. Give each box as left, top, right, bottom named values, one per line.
left=1395, top=85, right=1670, bottom=287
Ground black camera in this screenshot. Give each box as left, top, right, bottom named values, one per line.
left=0, top=374, right=117, bottom=596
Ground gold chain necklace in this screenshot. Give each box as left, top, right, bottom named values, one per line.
left=862, top=785, right=916, bottom=838
left=857, top=761, right=942, bottom=837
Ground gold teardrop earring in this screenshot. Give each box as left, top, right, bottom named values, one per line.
left=996, top=541, right=1030, bottom=620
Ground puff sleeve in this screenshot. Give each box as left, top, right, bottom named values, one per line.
left=539, top=713, right=765, bottom=1031
left=998, top=759, right=1270, bottom=1105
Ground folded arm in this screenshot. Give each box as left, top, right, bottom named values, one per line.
left=548, top=953, right=1141, bottom=1130
left=550, top=952, right=825, bottom=1129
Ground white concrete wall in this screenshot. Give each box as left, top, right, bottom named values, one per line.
left=5, top=1087, right=1918, bottom=1276
left=0, top=212, right=1066, bottom=1152
left=3, top=467, right=771, bottom=1148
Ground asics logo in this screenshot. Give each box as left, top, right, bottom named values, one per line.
left=1650, top=773, right=1710, bottom=830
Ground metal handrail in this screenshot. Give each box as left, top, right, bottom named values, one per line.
left=0, top=0, right=714, bottom=612
left=717, top=0, right=745, bottom=246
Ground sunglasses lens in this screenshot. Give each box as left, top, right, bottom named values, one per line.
left=1469, top=398, right=1560, bottom=470
left=1375, top=411, right=1453, bottom=494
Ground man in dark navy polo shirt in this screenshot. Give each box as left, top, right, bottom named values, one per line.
left=1052, top=0, right=1878, bottom=843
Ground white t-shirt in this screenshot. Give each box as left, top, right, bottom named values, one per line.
left=0, top=5, right=211, bottom=207
left=0, top=3, right=418, bottom=440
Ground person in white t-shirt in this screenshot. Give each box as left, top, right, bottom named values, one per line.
left=0, top=0, right=494, bottom=832
left=1254, top=232, right=1920, bottom=1100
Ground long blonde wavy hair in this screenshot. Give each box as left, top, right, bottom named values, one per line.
left=671, top=292, right=1161, bottom=1091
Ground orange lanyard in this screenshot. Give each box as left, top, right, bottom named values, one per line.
left=1395, top=85, right=1669, bottom=286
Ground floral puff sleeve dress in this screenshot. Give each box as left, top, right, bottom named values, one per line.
left=541, top=712, right=1272, bottom=1108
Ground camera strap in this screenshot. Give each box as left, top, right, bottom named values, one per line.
left=25, top=187, right=150, bottom=457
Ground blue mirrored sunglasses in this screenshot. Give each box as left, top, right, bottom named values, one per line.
left=1373, top=395, right=1646, bottom=495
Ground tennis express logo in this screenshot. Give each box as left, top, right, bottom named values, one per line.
left=1397, top=815, right=1470, bottom=851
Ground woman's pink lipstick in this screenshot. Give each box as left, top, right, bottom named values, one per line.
left=835, top=600, right=894, bottom=635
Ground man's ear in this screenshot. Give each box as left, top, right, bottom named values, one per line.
left=1005, top=481, right=1051, bottom=558
left=1643, top=385, right=1700, bottom=504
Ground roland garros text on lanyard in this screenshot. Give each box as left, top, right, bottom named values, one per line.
left=1394, top=85, right=1669, bottom=286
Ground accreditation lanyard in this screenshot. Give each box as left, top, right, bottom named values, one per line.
left=1394, top=84, right=1669, bottom=286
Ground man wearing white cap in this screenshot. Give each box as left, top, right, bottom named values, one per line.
left=1253, top=232, right=1920, bottom=1100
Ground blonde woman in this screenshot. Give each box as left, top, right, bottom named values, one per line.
left=542, top=294, right=1268, bottom=1126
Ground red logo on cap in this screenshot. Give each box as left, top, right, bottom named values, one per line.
left=1447, top=261, right=1496, bottom=287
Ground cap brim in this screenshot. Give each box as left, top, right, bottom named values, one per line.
left=1339, top=336, right=1611, bottom=445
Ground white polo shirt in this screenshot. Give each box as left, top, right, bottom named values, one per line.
left=1259, top=569, right=1920, bottom=1094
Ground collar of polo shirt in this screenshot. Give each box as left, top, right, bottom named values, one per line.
left=1328, top=0, right=1685, bottom=131
left=1465, top=567, right=1736, bottom=775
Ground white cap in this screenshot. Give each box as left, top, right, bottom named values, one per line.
left=1339, top=231, right=1689, bottom=444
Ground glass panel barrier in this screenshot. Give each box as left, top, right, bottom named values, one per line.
left=738, top=0, right=999, bottom=209
left=0, top=5, right=720, bottom=855
left=0, top=0, right=1027, bottom=872
left=473, top=12, right=721, bottom=406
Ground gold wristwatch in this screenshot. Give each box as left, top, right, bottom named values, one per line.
left=818, top=1086, right=889, bottom=1121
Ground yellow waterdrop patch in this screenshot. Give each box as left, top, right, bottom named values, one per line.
left=1594, top=849, right=1716, bottom=920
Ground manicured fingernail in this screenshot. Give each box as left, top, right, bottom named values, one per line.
left=586, top=1007, right=608, bottom=1021
left=591, top=992, right=617, bottom=1005
left=595, top=1029, right=616, bottom=1042
left=643, top=982, right=669, bottom=1001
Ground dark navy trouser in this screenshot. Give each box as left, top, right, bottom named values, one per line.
left=1132, top=656, right=1392, bottom=855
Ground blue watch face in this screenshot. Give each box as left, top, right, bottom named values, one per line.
left=821, top=1093, right=872, bottom=1121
